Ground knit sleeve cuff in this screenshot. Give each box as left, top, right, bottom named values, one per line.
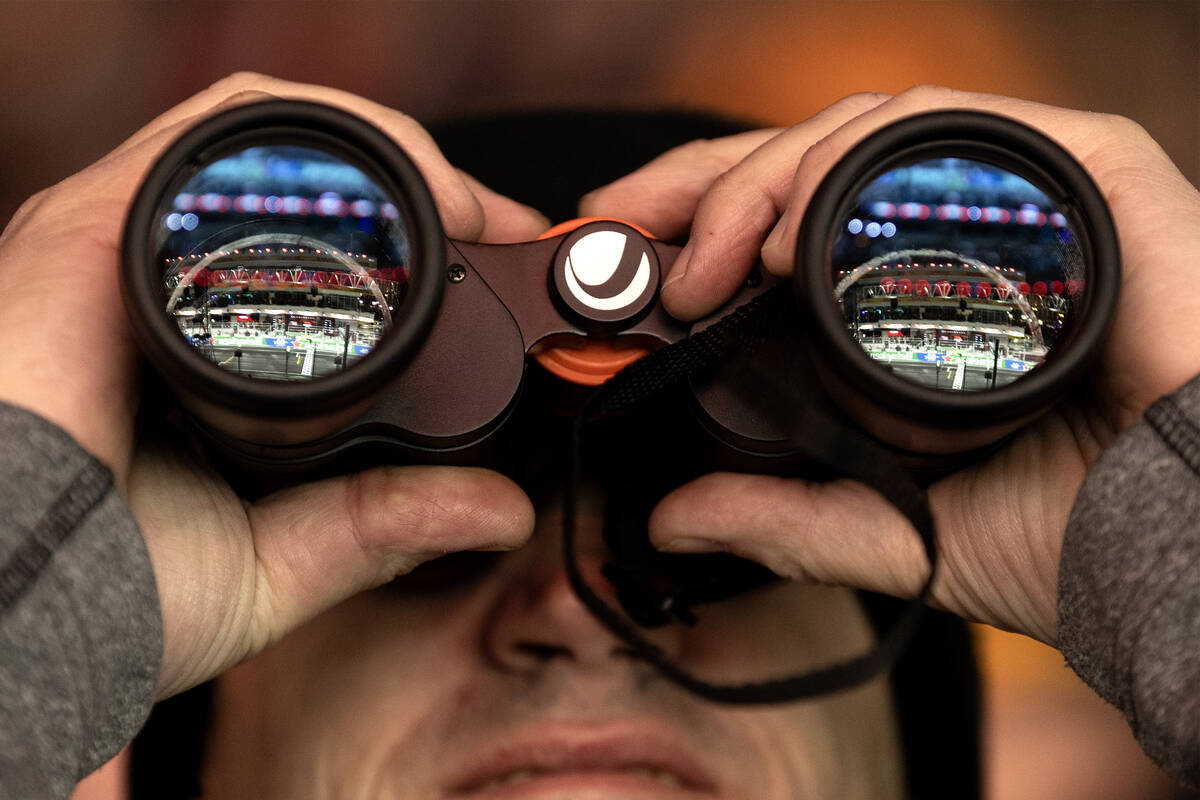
left=0, top=401, right=162, bottom=798
left=1059, top=376, right=1200, bottom=788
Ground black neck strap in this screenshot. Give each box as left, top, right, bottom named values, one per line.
left=563, top=286, right=938, bottom=703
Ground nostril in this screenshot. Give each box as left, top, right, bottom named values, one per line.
left=515, top=642, right=572, bottom=661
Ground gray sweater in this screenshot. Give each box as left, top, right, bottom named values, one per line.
left=1059, top=376, right=1200, bottom=789
left=1, top=377, right=1197, bottom=797
left=0, top=404, right=159, bottom=798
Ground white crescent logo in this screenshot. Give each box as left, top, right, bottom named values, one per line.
left=563, top=230, right=652, bottom=312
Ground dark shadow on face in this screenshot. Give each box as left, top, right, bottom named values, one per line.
left=195, top=489, right=905, bottom=799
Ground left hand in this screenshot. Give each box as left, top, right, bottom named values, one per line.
left=580, top=86, right=1200, bottom=645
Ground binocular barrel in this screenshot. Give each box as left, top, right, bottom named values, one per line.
left=796, top=110, right=1119, bottom=454
left=120, top=101, right=1119, bottom=472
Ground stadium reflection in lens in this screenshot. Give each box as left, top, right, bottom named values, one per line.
left=152, top=145, right=411, bottom=381
left=831, top=158, right=1083, bottom=392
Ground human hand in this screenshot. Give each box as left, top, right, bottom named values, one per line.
left=0, top=73, right=542, bottom=698
left=582, top=87, right=1200, bottom=644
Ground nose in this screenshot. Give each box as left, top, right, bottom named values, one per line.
left=485, top=543, right=684, bottom=675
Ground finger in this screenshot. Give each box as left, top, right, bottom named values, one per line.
left=108, top=71, right=489, bottom=240
left=758, top=85, right=1127, bottom=275
left=247, top=466, right=534, bottom=651
left=577, top=129, right=782, bottom=239
left=649, top=472, right=930, bottom=597
left=658, top=93, right=892, bottom=321
left=647, top=467, right=1067, bottom=643
left=0, top=114, right=235, bottom=477
left=2, top=108, right=206, bottom=247
left=105, top=88, right=279, bottom=161
left=457, top=169, right=551, bottom=243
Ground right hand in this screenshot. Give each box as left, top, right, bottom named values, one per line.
left=0, top=72, right=546, bottom=699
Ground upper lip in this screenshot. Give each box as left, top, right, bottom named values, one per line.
left=444, top=720, right=719, bottom=796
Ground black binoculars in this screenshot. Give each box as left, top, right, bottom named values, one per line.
left=121, top=100, right=1119, bottom=487
left=119, top=99, right=1120, bottom=703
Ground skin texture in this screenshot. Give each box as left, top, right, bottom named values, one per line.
left=201, top=500, right=904, bottom=800
left=14, top=77, right=1197, bottom=796
left=34, top=76, right=902, bottom=800
left=582, top=86, right=1200, bottom=645
left=0, top=73, right=549, bottom=700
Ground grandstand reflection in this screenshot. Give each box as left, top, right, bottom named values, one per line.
left=832, top=158, right=1083, bottom=392
left=163, top=239, right=406, bottom=380
left=151, top=144, right=412, bottom=381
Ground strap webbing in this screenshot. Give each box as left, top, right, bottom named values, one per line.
left=562, top=286, right=938, bottom=703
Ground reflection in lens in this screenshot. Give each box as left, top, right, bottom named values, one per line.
left=152, top=146, right=411, bottom=381
left=831, top=158, right=1084, bottom=392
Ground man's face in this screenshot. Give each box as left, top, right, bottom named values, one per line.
left=201, top=499, right=904, bottom=799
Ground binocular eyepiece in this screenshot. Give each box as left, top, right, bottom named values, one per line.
left=120, top=100, right=1119, bottom=475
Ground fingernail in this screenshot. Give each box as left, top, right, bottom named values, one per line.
left=659, top=537, right=724, bottom=554
left=760, top=215, right=788, bottom=263
left=474, top=541, right=522, bottom=552
left=661, top=242, right=692, bottom=293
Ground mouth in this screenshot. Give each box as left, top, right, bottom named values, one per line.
left=444, top=722, right=719, bottom=797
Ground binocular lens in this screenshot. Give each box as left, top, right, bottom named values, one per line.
left=153, top=144, right=410, bottom=382
left=123, top=101, right=445, bottom=435
left=831, top=156, right=1081, bottom=393
left=797, top=111, right=1118, bottom=453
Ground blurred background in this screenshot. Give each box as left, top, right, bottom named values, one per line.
left=2, top=1, right=1193, bottom=798
left=1, top=0, right=1197, bottom=224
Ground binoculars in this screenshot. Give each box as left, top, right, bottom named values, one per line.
left=119, top=99, right=1120, bottom=703
left=121, top=100, right=1118, bottom=487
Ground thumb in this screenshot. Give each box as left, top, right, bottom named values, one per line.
left=246, top=465, right=534, bottom=637
left=649, top=472, right=931, bottom=599
left=456, top=169, right=551, bottom=243
left=648, top=470, right=1062, bottom=643
left=142, top=460, right=533, bottom=698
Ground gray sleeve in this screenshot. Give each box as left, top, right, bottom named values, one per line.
left=1059, top=375, right=1200, bottom=789
left=0, top=402, right=162, bottom=799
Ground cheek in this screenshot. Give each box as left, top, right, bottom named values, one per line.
left=676, top=583, right=879, bottom=682
left=814, top=680, right=906, bottom=798
left=719, top=679, right=903, bottom=800
left=671, top=585, right=905, bottom=798
left=205, top=589, right=487, bottom=798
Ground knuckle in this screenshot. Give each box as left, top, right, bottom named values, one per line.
left=831, top=91, right=892, bottom=113
left=207, top=71, right=277, bottom=98
left=704, top=168, right=773, bottom=220
left=670, top=137, right=725, bottom=168
left=213, top=89, right=277, bottom=111
left=1091, top=111, right=1153, bottom=144
left=1071, top=112, right=1173, bottom=188
left=708, top=166, right=757, bottom=201
left=0, top=186, right=60, bottom=247
left=344, top=468, right=458, bottom=557
left=796, top=135, right=840, bottom=174
left=707, top=167, right=743, bottom=197
left=894, top=84, right=962, bottom=109
left=7, top=187, right=52, bottom=227
left=343, top=469, right=392, bottom=556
